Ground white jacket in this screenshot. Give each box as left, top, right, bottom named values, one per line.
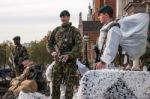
left=98, top=21, right=121, bottom=64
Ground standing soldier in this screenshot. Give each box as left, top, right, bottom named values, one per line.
left=47, top=10, right=82, bottom=99
left=10, top=36, right=29, bottom=76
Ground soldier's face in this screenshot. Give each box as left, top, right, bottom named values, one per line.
left=14, top=40, right=20, bottom=45
left=98, top=13, right=108, bottom=24
left=60, top=16, right=70, bottom=24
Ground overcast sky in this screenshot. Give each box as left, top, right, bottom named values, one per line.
left=0, top=0, right=91, bottom=43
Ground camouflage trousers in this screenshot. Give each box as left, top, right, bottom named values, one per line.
left=51, top=61, right=78, bottom=99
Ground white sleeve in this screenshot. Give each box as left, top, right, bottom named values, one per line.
left=101, top=27, right=122, bottom=64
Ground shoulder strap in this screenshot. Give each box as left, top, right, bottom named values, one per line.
left=105, top=23, right=120, bottom=33
left=100, top=22, right=120, bottom=56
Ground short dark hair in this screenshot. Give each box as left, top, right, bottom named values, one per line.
left=60, top=10, right=70, bottom=17
left=98, top=5, right=113, bottom=18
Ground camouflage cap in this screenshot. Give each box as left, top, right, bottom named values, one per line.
left=13, top=36, right=20, bottom=41
left=60, top=10, right=70, bottom=17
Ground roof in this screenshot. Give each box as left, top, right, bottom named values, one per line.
left=82, top=21, right=103, bottom=32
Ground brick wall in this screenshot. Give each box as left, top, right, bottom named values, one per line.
left=105, top=0, right=117, bottom=18
left=92, top=0, right=103, bottom=21
left=84, top=31, right=100, bottom=65
left=92, top=0, right=117, bottom=21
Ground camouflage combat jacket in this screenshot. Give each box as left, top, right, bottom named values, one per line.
left=12, top=45, right=29, bottom=66
left=47, top=22, right=82, bottom=61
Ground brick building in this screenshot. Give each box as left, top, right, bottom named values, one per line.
left=78, top=13, right=102, bottom=65
left=92, top=0, right=117, bottom=21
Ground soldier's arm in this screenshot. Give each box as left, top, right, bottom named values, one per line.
left=22, top=47, right=29, bottom=60
left=47, top=28, right=58, bottom=54
left=68, top=28, right=83, bottom=59
left=19, top=46, right=29, bottom=64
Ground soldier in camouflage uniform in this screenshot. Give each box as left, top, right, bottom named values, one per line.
left=47, top=10, right=82, bottom=99
left=10, top=36, right=29, bottom=76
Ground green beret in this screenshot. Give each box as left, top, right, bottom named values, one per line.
left=13, top=36, right=20, bottom=40
left=60, top=10, right=70, bottom=17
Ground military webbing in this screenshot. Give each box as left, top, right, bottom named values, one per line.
left=100, top=22, right=120, bottom=57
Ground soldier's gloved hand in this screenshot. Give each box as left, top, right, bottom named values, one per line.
left=61, top=55, right=69, bottom=62
left=51, top=52, right=58, bottom=57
